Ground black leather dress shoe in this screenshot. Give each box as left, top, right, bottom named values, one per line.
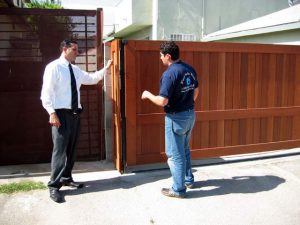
left=62, top=181, right=84, bottom=188
left=49, top=189, right=63, bottom=203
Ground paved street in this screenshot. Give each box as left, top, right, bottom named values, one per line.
left=0, top=149, right=300, bottom=225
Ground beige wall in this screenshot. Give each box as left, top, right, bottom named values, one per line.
left=204, top=0, right=288, bottom=35
left=114, top=0, right=289, bottom=41
left=156, top=0, right=288, bottom=41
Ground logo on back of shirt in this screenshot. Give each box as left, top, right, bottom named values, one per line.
left=180, top=72, right=196, bottom=92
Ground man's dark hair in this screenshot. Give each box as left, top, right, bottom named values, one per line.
left=60, top=39, right=77, bottom=51
left=160, top=41, right=180, bottom=60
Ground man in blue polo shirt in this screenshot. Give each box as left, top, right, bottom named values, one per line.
left=141, top=41, right=199, bottom=198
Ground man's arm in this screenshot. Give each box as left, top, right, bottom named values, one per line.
left=141, top=90, right=168, bottom=107
left=40, top=64, right=61, bottom=128
left=81, top=59, right=113, bottom=85
left=194, top=87, right=199, bottom=101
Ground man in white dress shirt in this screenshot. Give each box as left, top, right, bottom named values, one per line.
left=41, top=39, right=112, bottom=203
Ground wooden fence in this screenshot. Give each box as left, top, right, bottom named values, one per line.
left=112, top=40, right=300, bottom=170
left=0, top=8, right=104, bottom=165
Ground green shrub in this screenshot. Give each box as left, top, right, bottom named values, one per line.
left=25, top=0, right=63, bottom=9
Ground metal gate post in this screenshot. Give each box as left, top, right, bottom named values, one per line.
left=120, top=39, right=128, bottom=173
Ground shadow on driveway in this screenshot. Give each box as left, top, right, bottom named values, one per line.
left=187, top=175, right=285, bottom=198
left=60, top=173, right=285, bottom=199
left=61, top=170, right=171, bottom=196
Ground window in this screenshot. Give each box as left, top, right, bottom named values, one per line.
left=170, top=33, right=196, bottom=41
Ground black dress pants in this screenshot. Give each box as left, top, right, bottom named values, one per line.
left=48, top=109, right=81, bottom=190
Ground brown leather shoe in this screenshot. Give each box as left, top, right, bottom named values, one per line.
left=49, top=189, right=63, bottom=203
left=185, top=183, right=195, bottom=189
left=62, top=180, right=84, bottom=188
left=161, top=188, right=185, bottom=199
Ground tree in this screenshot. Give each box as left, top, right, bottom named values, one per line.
left=25, top=0, right=75, bottom=61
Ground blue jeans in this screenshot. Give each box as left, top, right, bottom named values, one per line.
left=165, top=110, right=195, bottom=195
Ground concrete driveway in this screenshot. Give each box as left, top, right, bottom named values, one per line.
left=0, top=149, right=300, bottom=225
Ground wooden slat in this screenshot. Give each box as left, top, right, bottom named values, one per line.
left=245, top=53, right=255, bottom=144
left=135, top=139, right=300, bottom=165
left=191, top=52, right=202, bottom=148
left=266, top=54, right=276, bottom=142
left=125, top=41, right=138, bottom=165
left=253, top=53, right=262, bottom=144
left=292, top=55, right=300, bottom=139
left=209, top=53, right=218, bottom=147
left=130, top=40, right=300, bottom=54
left=111, top=40, right=123, bottom=172
left=216, top=53, right=226, bottom=147
left=137, top=107, right=300, bottom=125
left=224, top=53, right=234, bottom=146
left=191, top=139, right=300, bottom=159
left=200, top=52, right=210, bottom=148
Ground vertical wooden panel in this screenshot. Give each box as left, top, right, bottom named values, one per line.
left=137, top=51, right=161, bottom=114
left=209, top=53, right=218, bottom=147
left=231, top=53, right=241, bottom=146
left=224, top=53, right=234, bottom=146
left=245, top=53, right=255, bottom=144
left=111, top=40, right=122, bottom=172
left=217, top=53, right=226, bottom=147
left=253, top=54, right=262, bottom=143
left=273, top=55, right=283, bottom=141
left=125, top=42, right=138, bottom=165
left=280, top=55, right=290, bottom=141
left=200, top=52, right=210, bottom=148
left=292, top=54, right=300, bottom=139
left=191, top=52, right=202, bottom=148
left=286, top=55, right=296, bottom=140
left=266, top=54, right=276, bottom=142
left=287, top=55, right=296, bottom=107
left=260, top=54, right=268, bottom=143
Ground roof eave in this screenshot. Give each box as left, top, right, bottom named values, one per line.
left=202, top=22, right=300, bottom=42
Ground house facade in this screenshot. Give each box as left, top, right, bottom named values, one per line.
left=202, top=4, right=300, bottom=45
left=107, top=0, right=289, bottom=41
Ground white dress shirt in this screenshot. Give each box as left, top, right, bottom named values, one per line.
left=41, top=55, right=107, bottom=115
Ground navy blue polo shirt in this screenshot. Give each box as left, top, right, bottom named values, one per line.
left=159, top=60, right=198, bottom=113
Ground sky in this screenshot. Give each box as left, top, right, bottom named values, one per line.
left=60, top=0, right=121, bottom=9
left=60, top=0, right=119, bottom=36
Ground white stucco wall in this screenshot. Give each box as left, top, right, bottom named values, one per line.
left=157, top=0, right=203, bottom=41
left=115, top=0, right=132, bottom=32
left=154, top=0, right=288, bottom=41
left=204, top=0, right=288, bottom=35
left=112, top=0, right=289, bottom=41
left=114, top=0, right=152, bottom=34
left=132, top=0, right=152, bottom=25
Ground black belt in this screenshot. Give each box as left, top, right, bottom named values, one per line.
left=55, top=108, right=82, bottom=115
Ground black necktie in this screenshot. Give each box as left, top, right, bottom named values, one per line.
left=68, top=63, right=78, bottom=110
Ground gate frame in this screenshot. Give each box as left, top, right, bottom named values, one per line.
left=111, top=39, right=300, bottom=172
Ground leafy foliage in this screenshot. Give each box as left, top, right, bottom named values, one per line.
left=24, top=0, right=75, bottom=61
left=25, top=0, right=63, bottom=9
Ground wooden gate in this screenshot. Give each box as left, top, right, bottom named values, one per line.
left=112, top=40, right=300, bottom=171
left=0, top=8, right=104, bottom=165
